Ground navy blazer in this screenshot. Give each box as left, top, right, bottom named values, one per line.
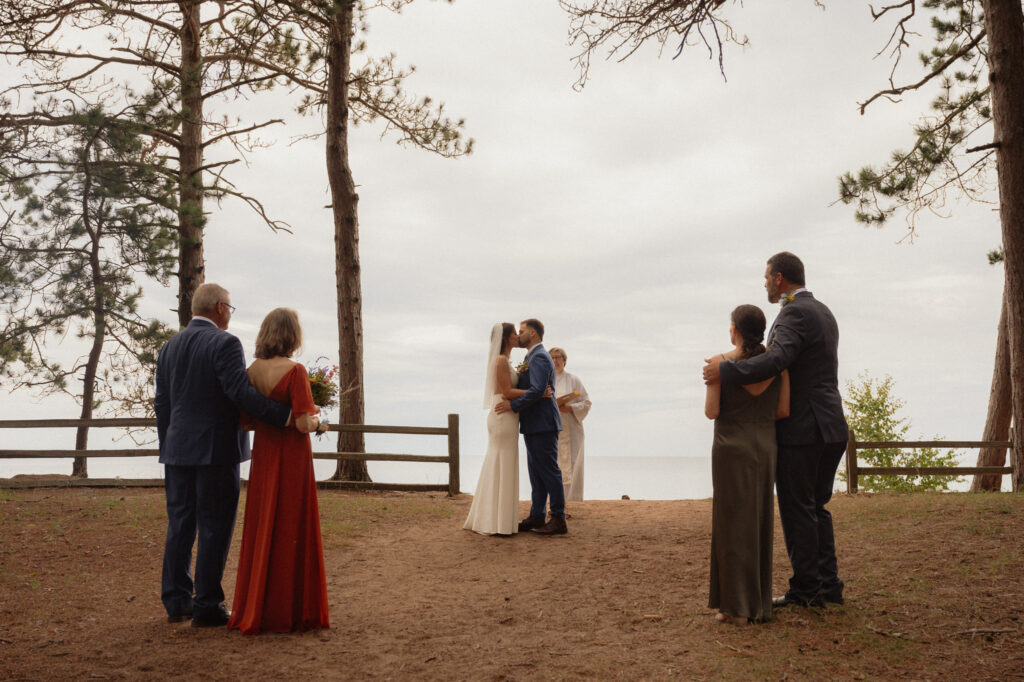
left=510, top=344, right=562, bottom=435
left=155, top=319, right=291, bottom=466
left=719, top=292, right=848, bottom=445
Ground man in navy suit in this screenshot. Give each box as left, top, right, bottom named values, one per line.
left=704, top=253, right=848, bottom=608
left=496, top=318, right=566, bottom=535
left=155, top=283, right=292, bottom=627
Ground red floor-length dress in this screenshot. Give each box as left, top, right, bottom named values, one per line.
left=229, top=363, right=329, bottom=635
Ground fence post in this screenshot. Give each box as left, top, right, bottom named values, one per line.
left=447, top=413, right=460, bottom=497
left=845, top=429, right=858, bottom=494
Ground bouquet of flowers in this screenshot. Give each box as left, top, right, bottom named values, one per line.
left=307, top=360, right=339, bottom=439
left=307, top=359, right=340, bottom=410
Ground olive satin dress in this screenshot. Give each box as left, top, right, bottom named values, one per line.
left=708, top=377, right=780, bottom=622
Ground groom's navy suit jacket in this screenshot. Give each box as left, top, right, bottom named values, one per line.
left=155, top=318, right=291, bottom=466
left=510, top=344, right=562, bottom=435
left=720, top=291, right=847, bottom=446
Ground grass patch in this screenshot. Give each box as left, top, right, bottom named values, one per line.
left=314, top=492, right=454, bottom=547
left=317, top=493, right=454, bottom=522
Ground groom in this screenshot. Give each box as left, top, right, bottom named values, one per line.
left=495, top=318, right=566, bottom=535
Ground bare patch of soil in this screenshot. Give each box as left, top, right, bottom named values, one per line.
left=1, top=487, right=1022, bottom=680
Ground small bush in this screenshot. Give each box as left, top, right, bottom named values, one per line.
left=842, top=372, right=963, bottom=492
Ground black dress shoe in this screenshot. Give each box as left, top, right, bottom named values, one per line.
left=167, top=605, right=194, bottom=623
left=517, top=515, right=545, bottom=532
left=192, top=605, right=231, bottom=628
left=772, top=594, right=824, bottom=609
left=531, top=517, right=568, bottom=535
left=821, top=592, right=844, bottom=605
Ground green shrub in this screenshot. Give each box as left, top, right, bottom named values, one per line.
left=842, top=372, right=963, bottom=492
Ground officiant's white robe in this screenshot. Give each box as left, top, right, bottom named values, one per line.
left=555, top=371, right=591, bottom=501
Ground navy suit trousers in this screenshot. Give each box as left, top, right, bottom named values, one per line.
left=524, top=431, right=565, bottom=520
left=161, top=463, right=240, bottom=617
left=776, top=441, right=846, bottom=602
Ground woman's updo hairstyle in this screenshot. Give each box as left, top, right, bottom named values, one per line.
left=731, top=305, right=766, bottom=359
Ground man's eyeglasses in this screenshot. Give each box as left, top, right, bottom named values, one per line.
left=219, top=301, right=236, bottom=314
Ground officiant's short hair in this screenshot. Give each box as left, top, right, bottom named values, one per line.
left=522, top=318, right=544, bottom=340
left=767, top=252, right=805, bottom=286
left=255, top=308, right=302, bottom=359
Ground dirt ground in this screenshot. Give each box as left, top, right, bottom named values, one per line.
left=1, top=486, right=1023, bottom=680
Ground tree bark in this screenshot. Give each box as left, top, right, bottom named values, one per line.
left=982, top=0, right=1024, bottom=492
left=971, top=293, right=1012, bottom=490
left=176, top=1, right=205, bottom=327
left=325, top=2, right=369, bottom=481
left=74, top=296, right=104, bottom=478
left=72, top=132, right=105, bottom=479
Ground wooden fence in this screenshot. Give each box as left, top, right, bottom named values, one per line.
left=844, top=428, right=1015, bottom=493
left=0, top=415, right=460, bottom=496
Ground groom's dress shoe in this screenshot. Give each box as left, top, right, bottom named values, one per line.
left=518, top=515, right=545, bottom=532
left=772, top=594, right=824, bottom=609
left=191, top=605, right=231, bottom=628
left=531, top=517, right=568, bottom=535
left=167, top=604, right=194, bottom=624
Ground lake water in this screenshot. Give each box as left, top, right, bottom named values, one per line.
left=0, top=454, right=714, bottom=500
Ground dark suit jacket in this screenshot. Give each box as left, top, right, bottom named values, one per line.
left=719, top=292, right=848, bottom=445
left=510, top=344, right=562, bottom=435
left=155, top=318, right=291, bottom=466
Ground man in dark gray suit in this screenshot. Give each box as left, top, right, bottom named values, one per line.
left=155, top=283, right=292, bottom=627
left=703, top=252, right=848, bottom=608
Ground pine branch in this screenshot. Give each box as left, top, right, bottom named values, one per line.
left=859, top=29, right=987, bottom=113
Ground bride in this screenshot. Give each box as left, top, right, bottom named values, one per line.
left=463, top=322, right=532, bottom=536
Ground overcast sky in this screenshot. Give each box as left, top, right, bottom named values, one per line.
left=2, top=1, right=1005, bottom=478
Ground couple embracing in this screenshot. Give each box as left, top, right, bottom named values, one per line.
left=703, top=252, right=848, bottom=625
left=156, top=283, right=329, bottom=634
left=463, top=319, right=567, bottom=537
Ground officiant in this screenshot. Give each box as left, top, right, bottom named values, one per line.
left=551, top=347, right=591, bottom=503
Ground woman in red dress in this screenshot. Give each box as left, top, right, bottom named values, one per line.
left=228, top=308, right=330, bottom=635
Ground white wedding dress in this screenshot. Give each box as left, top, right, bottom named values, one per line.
left=463, top=362, right=520, bottom=535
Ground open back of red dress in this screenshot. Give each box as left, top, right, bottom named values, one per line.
left=229, top=363, right=329, bottom=635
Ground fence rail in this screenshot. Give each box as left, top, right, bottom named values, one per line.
left=0, top=415, right=460, bottom=496
left=844, top=428, right=1015, bottom=493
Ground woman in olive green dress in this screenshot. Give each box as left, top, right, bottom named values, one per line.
left=704, top=305, right=790, bottom=624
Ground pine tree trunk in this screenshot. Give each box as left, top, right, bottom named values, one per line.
left=72, top=136, right=106, bottom=479
left=982, top=0, right=1024, bottom=492
left=74, top=312, right=105, bottom=479
left=176, top=1, right=205, bottom=327
left=325, top=2, right=369, bottom=482
left=971, top=293, right=1012, bottom=491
